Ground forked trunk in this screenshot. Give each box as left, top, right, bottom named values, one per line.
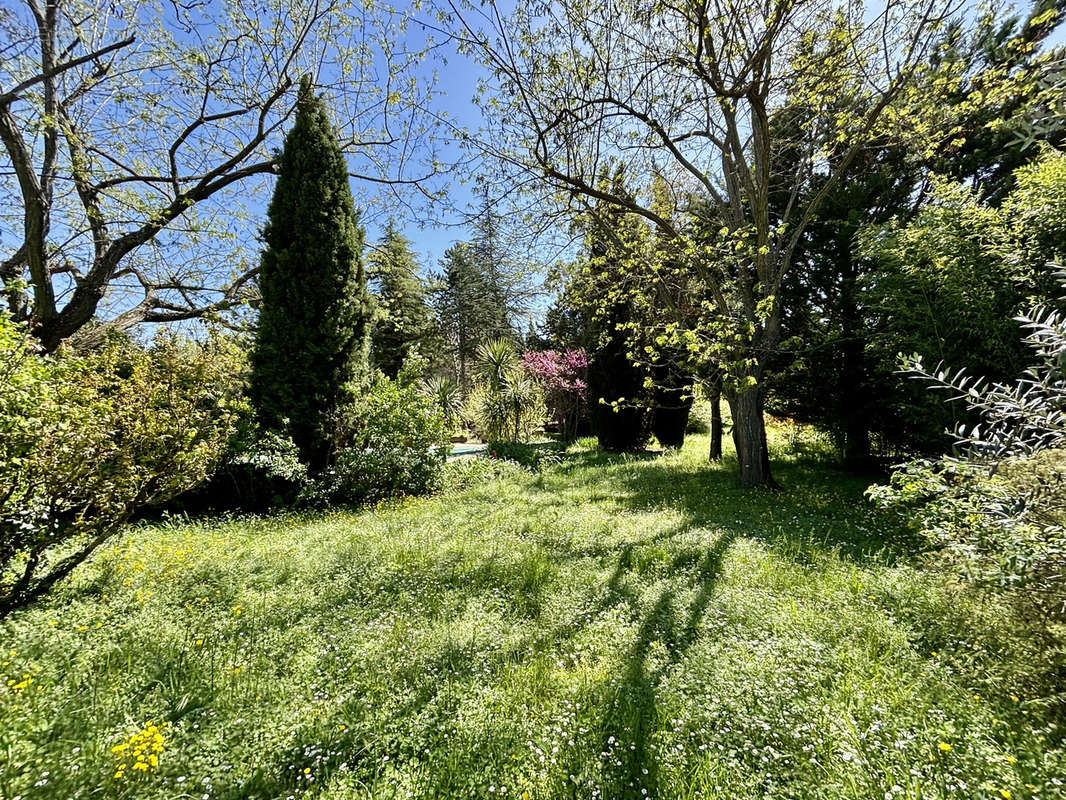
left=727, top=385, right=779, bottom=490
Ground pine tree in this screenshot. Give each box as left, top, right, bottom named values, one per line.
left=369, top=221, right=435, bottom=379
left=468, top=192, right=516, bottom=342
left=250, top=76, right=373, bottom=468
left=434, top=242, right=511, bottom=394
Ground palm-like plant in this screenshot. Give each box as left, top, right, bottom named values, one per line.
left=469, top=339, right=544, bottom=441
left=476, top=338, right=520, bottom=391
left=421, top=375, right=461, bottom=430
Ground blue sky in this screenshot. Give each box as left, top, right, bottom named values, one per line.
left=359, top=13, right=497, bottom=278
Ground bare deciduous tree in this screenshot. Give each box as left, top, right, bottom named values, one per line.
left=0, top=0, right=442, bottom=351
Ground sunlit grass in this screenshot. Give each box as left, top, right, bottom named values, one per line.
left=1, top=427, right=1062, bottom=799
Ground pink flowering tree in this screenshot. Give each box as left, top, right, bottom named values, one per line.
left=521, top=349, right=588, bottom=441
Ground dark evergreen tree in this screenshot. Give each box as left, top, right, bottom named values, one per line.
left=579, top=168, right=652, bottom=452
left=368, top=220, right=436, bottom=379
left=765, top=3, right=1064, bottom=465
left=434, top=243, right=509, bottom=394
left=250, top=76, right=372, bottom=468
left=469, top=189, right=520, bottom=341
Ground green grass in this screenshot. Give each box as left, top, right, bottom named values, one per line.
left=1, top=428, right=1063, bottom=800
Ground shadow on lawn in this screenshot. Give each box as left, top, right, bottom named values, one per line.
left=589, top=529, right=735, bottom=798
left=557, top=446, right=925, bottom=564
left=245, top=444, right=921, bottom=798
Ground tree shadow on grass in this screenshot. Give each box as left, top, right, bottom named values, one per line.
left=590, top=529, right=735, bottom=798
left=222, top=443, right=919, bottom=798
left=551, top=446, right=925, bottom=565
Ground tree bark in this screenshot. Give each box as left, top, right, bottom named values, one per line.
left=726, top=383, right=779, bottom=489
left=837, top=247, right=874, bottom=471
left=708, top=385, right=723, bottom=462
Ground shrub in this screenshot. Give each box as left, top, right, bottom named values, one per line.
left=0, top=320, right=245, bottom=616
left=440, top=455, right=528, bottom=492
left=869, top=272, right=1066, bottom=637
left=165, top=429, right=308, bottom=515
left=686, top=401, right=711, bottom=434
left=465, top=339, right=545, bottom=442
left=311, top=373, right=448, bottom=505
left=487, top=441, right=565, bottom=471
left=521, top=349, right=588, bottom=440
left=650, top=369, right=694, bottom=449
left=587, top=321, right=650, bottom=452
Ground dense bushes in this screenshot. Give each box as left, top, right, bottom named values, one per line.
left=0, top=319, right=244, bottom=616
left=870, top=276, right=1066, bottom=640
left=312, top=373, right=448, bottom=505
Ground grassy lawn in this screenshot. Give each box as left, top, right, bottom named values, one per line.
left=1, top=429, right=1062, bottom=800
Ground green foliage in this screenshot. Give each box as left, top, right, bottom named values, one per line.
left=433, top=242, right=514, bottom=393
left=0, top=317, right=244, bottom=615
left=421, top=374, right=462, bottom=431
left=2, top=431, right=1062, bottom=798
left=250, top=76, right=373, bottom=468
left=685, top=401, right=712, bottom=434
left=464, top=339, right=545, bottom=442
left=439, top=453, right=528, bottom=492
left=167, top=430, right=309, bottom=515
left=860, top=178, right=1027, bottom=450
left=1000, top=148, right=1066, bottom=294
left=486, top=441, right=565, bottom=471
left=871, top=277, right=1066, bottom=638
left=309, top=373, right=448, bottom=506
left=369, top=221, right=438, bottom=379
left=569, top=168, right=653, bottom=453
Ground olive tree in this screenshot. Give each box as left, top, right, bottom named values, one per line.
left=446, top=0, right=966, bottom=487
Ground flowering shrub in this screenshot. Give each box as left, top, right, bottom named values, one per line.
left=0, top=318, right=245, bottom=616
left=521, top=349, right=588, bottom=440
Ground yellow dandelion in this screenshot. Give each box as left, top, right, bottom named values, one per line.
left=938, top=742, right=952, bottom=752
left=999, top=791, right=1011, bottom=799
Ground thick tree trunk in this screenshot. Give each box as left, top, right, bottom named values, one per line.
left=708, top=387, right=723, bottom=462
left=726, top=385, right=779, bottom=490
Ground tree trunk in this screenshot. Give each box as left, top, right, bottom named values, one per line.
left=708, top=387, right=723, bottom=462
left=837, top=247, right=874, bottom=471
left=726, top=384, right=779, bottom=489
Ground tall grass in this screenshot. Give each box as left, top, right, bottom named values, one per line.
left=0, top=428, right=1061, bottom=799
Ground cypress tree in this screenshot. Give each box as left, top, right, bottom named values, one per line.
left=582, top=168, right=652, bottom=453
left=250, top=76, right=372, bottom=468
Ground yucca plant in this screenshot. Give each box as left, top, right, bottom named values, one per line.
left=422, top=375, right=462, bottom=430
left=467, top=339, right=544, bottom=441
